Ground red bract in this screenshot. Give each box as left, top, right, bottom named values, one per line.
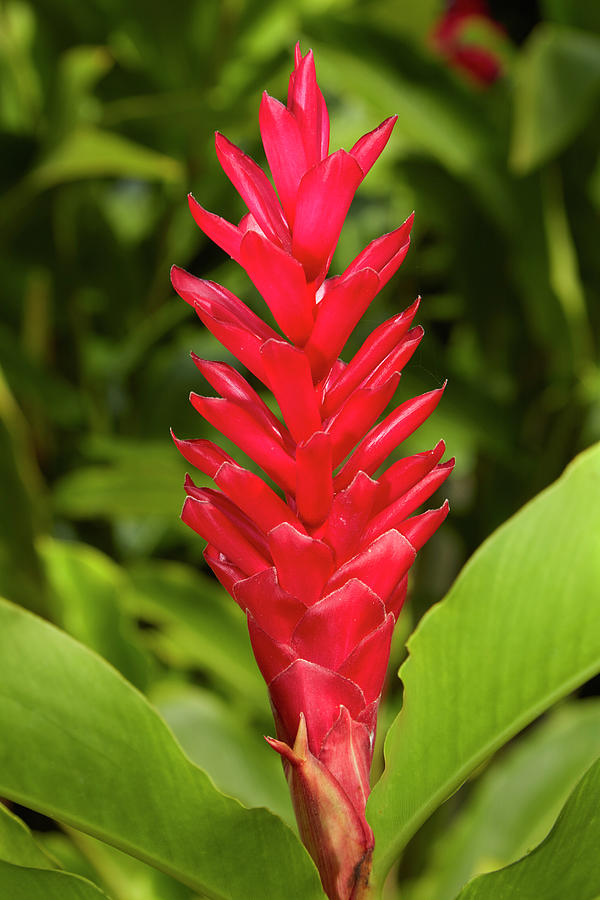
left=173, top=44, right=452, bottom=900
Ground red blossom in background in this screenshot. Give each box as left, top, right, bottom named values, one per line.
left=172, top=44, right=452, bottom=900
left=431, top=0, right=505, bottom=85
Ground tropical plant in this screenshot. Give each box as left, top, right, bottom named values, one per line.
left=1, top=3, right=599, bottom=899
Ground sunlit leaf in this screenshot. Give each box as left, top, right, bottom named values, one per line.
left=407, top=700, right=600, bottom=900
left=39, top=537, right=151, bottom=690
left=541, top=0, right=600, bottom=35
left=54, top=46, right=113, bottom=135
left=0, top=415, right=46, bottom=614
left=368, top=443, right=600, bottom=889
left=454, top=755, right=600, bottom=899
left=511, top=24, right=600, bottom=172
left=155, top=684, right=294, bottom=825
left=52, top=440, right=189, bottom=521
left=0, top=599, right=324, bottom=899
left=28, top=127, right=183, bottom=189
left=0, top=803, right=54, bottom=869
left=53, top=829, right=200, bottom=900
left=0, top=860, right=111, bottom=900
left=124, top=560, right=268, bottom=715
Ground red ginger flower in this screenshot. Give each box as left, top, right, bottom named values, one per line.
left=172, top=44, right=452, bottom=900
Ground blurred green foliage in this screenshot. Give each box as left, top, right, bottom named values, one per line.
left=1, top=0, right=599, bottom=897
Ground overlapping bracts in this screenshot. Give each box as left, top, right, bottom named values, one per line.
left=173, top=44, right=452, bottom=900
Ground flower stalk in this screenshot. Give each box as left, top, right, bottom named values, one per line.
left=173, top=44, right=451, bottom=900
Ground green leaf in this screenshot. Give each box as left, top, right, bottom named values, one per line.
left=306, top=17, right=514, bottom=228
left=368, top=443, right=600, bottom=888
left=0, top=325, right=83, bottom=428
left=124, top=560, right=268, bottom=714
left=38, top=537, right=151, bottom=690
left=154, top=684, right=294, bottom=825
left=352, top=0, right=445, bottom=42
left=0, top=804, right=111, bottom=899
left=511, top=25, right=600, bottom=173
left=28, top=127, right=183, bottom=189
left=541, top=0, right=600, bottom=35
left=0, top=803, right=54, bottom=869
left=55, top=829, right=200, bottom=900
left=0, top=2, right=42, bottom=132
left=407, top=700, right=600, bottom=900
left=315, top=42, right=492, bottom=178
left=454, top=755, right=600, bottom=899
left=541, top=166, right=592, bottom=369
left=0, top=417, right=46, bottom=613
left=0, top=598, right=325, bottom=900
left=0, top=365, right=48, bottom=615
left=54, top=46, right=114, bottom=135
left=0, top=859, right=110, bottom=900
left=52, top=440, right=189, bottom=521
left=35, top=831, right=110, bottom=890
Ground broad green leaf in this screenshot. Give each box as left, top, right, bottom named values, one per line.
left=54, top=46, right=113, bottom=136
left=406, top=700, right=600, bottom=900
left=0, top=599, right=325, bottom=900
left=454, top=755, right=600, bottom=899
left=56, top=829, right=201, bottom=900
left=0, top=1, right=42, bottom=131
left=36, top=832, right=110, bottom=889
left=0, top=859, right=110, bottom=900
left=366, top=0, right=445, bottom=41
left=541, top=0, right=600, bottom=35
left=541, top=166, right=592, bottom=368
left=52, top=441, right=189, bottom=520
left=155, top=684, right=294, bottom=825
left=28, top=127, right=183, bottom=189
left=0, top=803, right=54, bottom=869
left=368, top=443, right=600, bottom=889
left=307, top=19, right=514, bottom=232
left=316, top=43, right=492, bottom=178
left=511, top=25, right=600, bottom=173
left=38, top=538, right=151, bottom=690
left=506, top=173, right=575, bottom=376
left=0, top=325, right=83, bottom=428
left=0, top=411, right=46, bottom=614
left=124, top=560, right=268, bottom=714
